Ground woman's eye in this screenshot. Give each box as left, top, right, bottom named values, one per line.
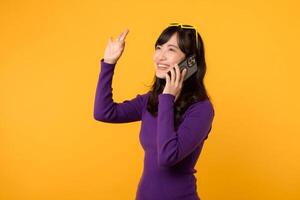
left=155, top=46, right=161, bottom=50
left=169, top=48, right=175, bottom=52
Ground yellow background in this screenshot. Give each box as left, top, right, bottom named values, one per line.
left=1, top=0, right=299, bottom=199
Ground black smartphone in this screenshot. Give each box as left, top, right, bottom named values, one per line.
left=167, top=54, right=197, bottom=81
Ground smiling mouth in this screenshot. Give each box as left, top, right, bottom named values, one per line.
left=158, top=67, right=168, bottom=70
left=157, top=64, right=169, bottom=70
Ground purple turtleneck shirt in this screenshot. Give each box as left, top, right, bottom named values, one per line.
left=94, top=59, right=215, bottom=200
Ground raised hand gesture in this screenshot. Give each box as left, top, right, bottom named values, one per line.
left=103, top=29, right=129, bottom=64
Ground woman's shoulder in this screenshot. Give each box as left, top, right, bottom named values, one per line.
left=133, top=91, right=151, bottom=107
left=138, top=91, right=151, bottom=101
left=185, top=98, right=215, bottom=117
left=175, top=98, right=215, bottom=129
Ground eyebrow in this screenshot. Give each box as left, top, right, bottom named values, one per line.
left=156, top=44, right=179, bottom=49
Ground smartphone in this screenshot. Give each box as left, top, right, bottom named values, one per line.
left=167, top=54, right=198, bottom=81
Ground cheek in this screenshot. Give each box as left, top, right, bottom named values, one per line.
left=153, top=52, right=159, bottom=61
left=170, top=54, right=182, bottom=64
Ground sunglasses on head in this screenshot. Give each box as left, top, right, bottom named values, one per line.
left=168, top=23, right=199, bottom=49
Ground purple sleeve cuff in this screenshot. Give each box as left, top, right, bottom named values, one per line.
left=100, top=58, right=116, bottom=68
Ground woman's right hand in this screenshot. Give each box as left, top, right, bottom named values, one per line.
left=103, top=29, right=129, bottom=64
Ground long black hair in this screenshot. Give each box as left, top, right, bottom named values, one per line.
left=146, top=25, right=212, bottom=127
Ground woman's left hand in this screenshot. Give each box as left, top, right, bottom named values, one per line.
left=162, top=64, right=187, bottom=102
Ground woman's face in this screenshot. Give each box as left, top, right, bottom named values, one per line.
left=153, top=32, right=186, bottom=79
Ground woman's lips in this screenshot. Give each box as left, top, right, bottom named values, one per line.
left=158, top=67, right=168, bottom=70
left=157, top=64, right=169, bottom=70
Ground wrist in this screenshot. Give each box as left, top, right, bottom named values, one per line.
left=104, top=58, right=116, bottom=64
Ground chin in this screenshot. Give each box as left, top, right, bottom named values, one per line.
left=155, top=72, right=167, bottom=79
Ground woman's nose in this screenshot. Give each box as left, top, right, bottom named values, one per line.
left=157, top=51, right=167, bottom=61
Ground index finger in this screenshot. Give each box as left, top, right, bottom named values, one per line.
left=180, top=68, right=187, bottom=83
left=119, top=28, right=129, bottom=41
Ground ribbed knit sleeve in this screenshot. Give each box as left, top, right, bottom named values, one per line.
left=157, top=93, right=214, bottom=167
left=93, top=59, right=149, bottom=123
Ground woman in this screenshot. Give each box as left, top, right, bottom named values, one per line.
left=94, top=23, right=215, bottom=200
